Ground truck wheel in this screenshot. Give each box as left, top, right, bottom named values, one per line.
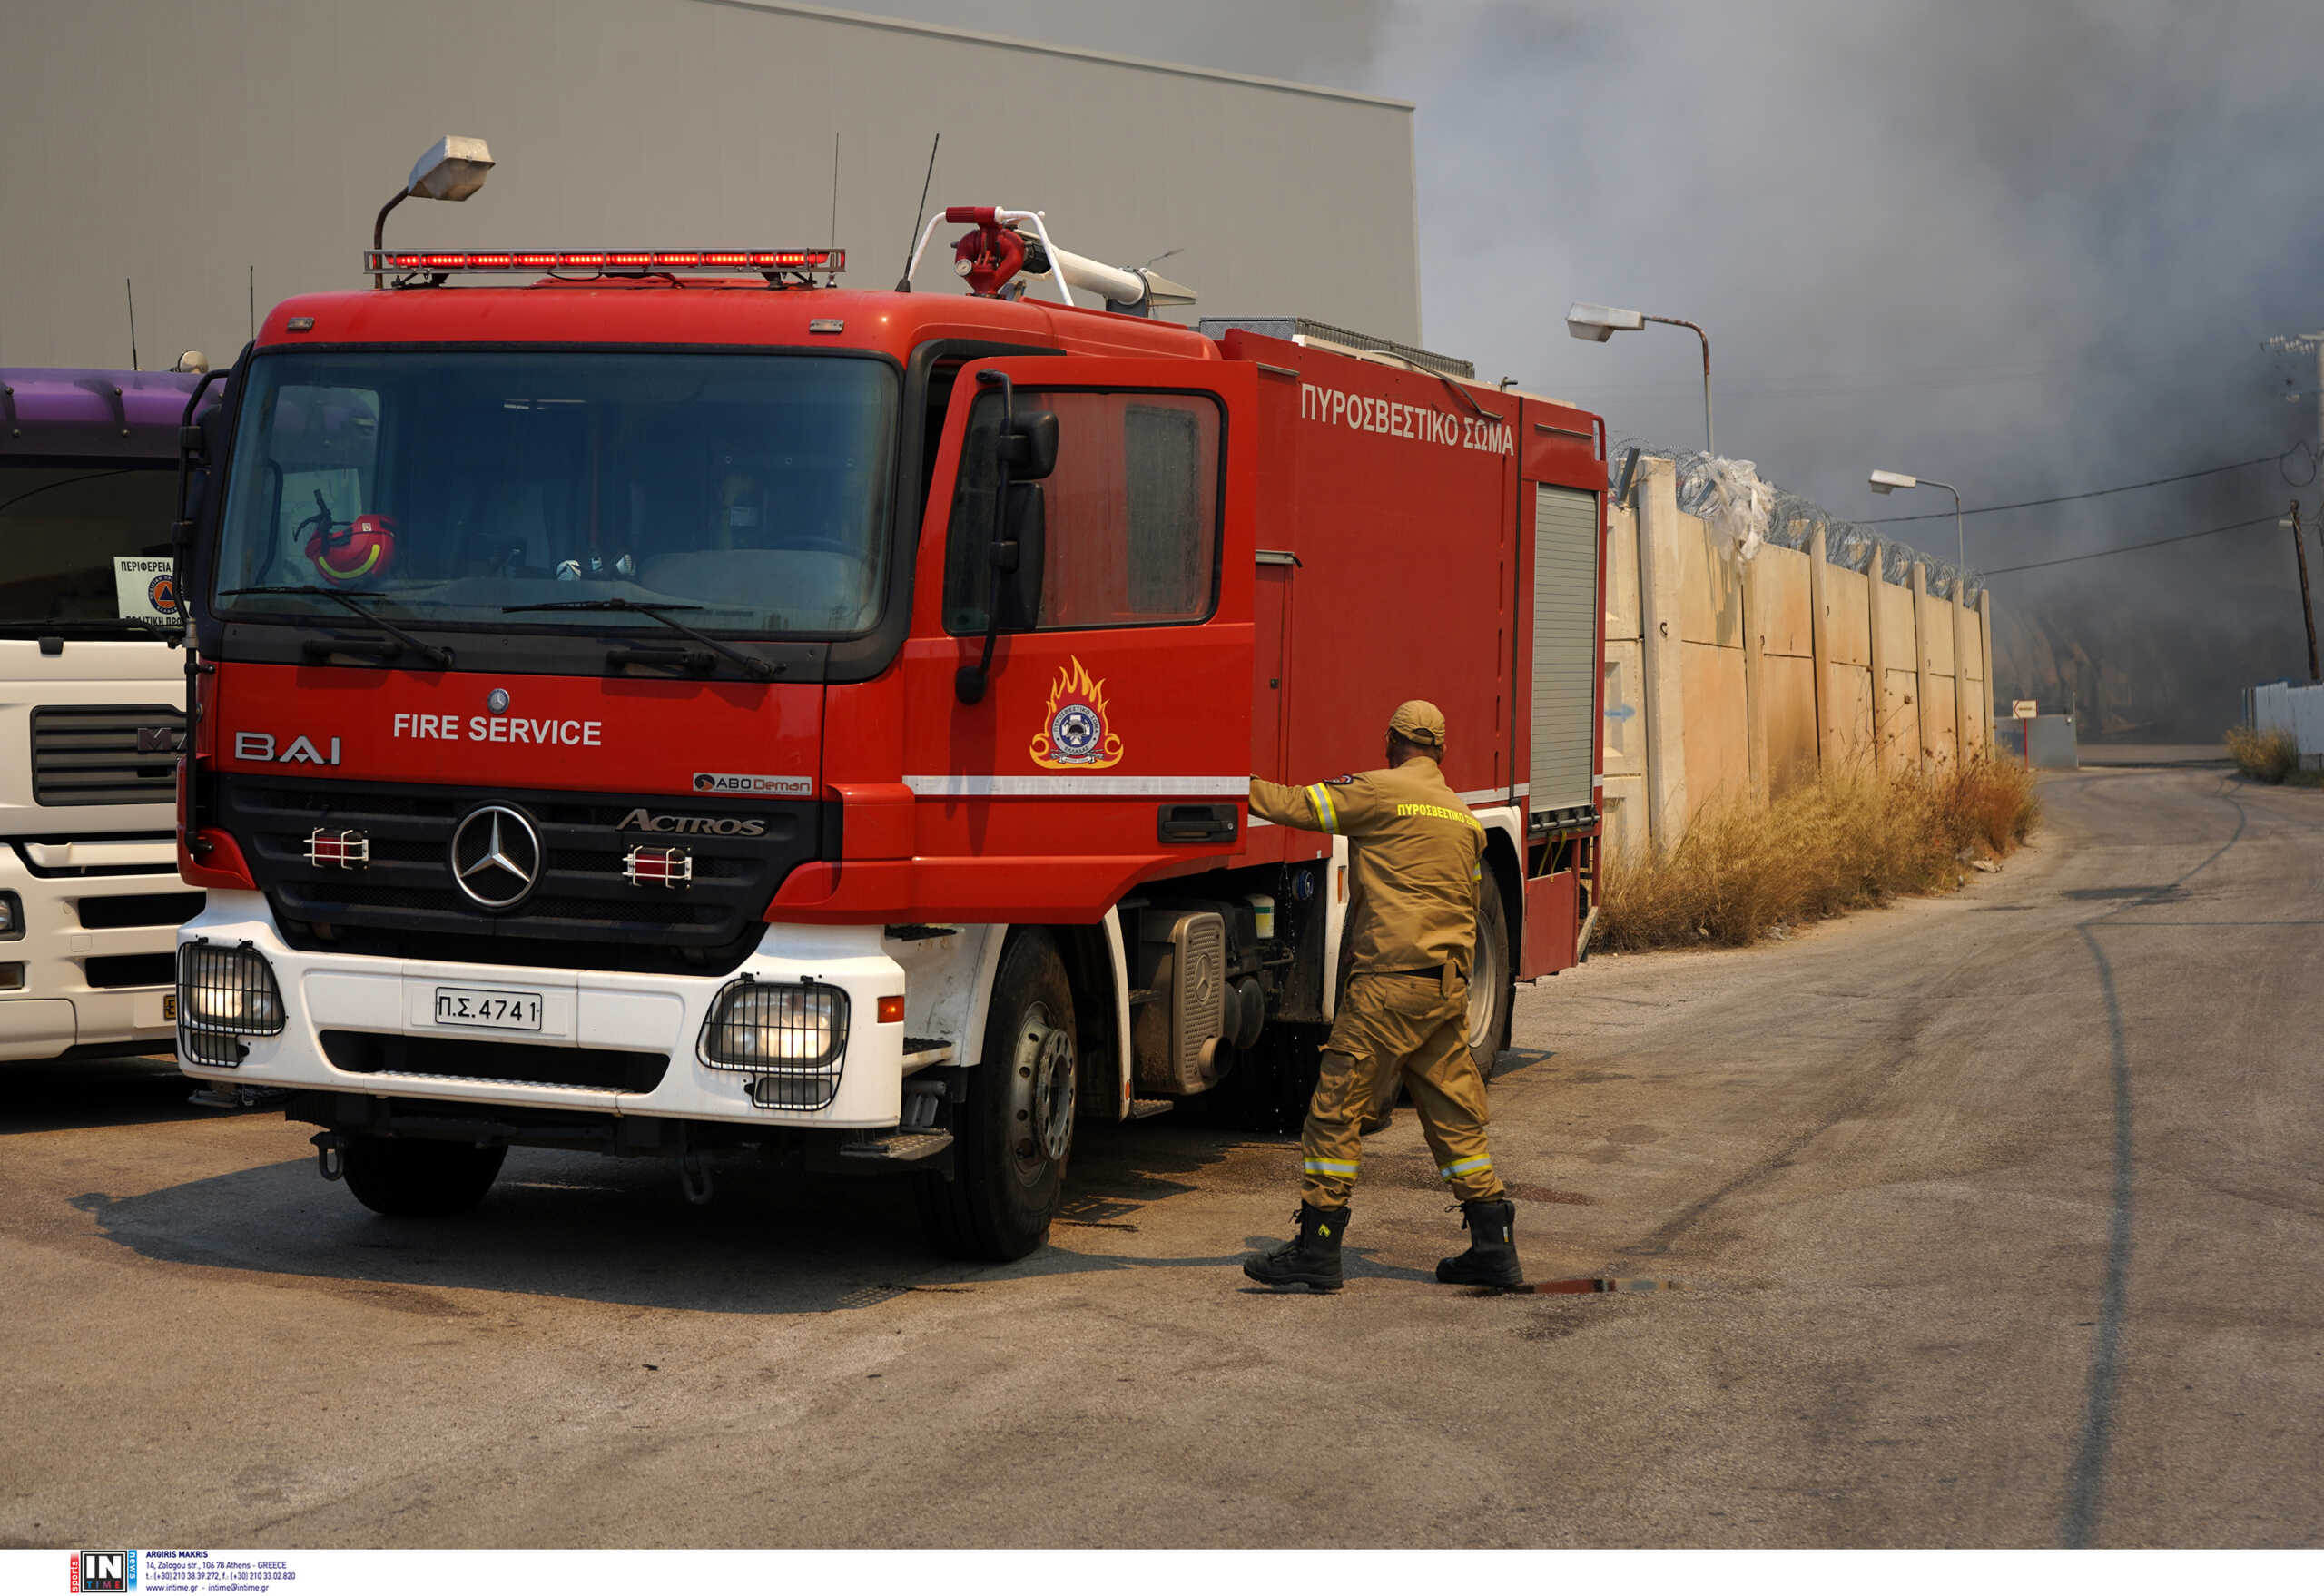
left=915, top=930, right=1076, bottom=1262
left=1468, top=877, right=1513, bottom=1082
left=340, top=1136, right=507, bottom=1218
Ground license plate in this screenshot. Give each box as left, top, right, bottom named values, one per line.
left=433, top=986, right=543, bottom=1031
left=162, top=991, right=176, bottom=1021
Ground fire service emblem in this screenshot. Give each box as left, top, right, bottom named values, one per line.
left=1029, top=656, right=1124, bottom=770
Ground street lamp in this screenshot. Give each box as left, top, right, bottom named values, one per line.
left=372, top=136, right=496, bottom=287
left=1868, top=468, right=1965, bottom=576
left=1874, top=469, right=1974, bottom=771
left=1567, top=301, right=1714, bottom=455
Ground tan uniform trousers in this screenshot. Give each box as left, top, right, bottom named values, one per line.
left=1300, top=970, right=1504, bottom=1208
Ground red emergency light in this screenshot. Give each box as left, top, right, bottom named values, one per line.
left=361, top=249, right=845, bottom=277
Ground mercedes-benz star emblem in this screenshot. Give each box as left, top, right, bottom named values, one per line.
left=448, top=804, right=541, bottom=911
left=486, top=688, right=510, bottom=714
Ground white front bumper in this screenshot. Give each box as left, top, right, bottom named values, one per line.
left=1, top=845, right=188, bottom=1061
left=176, top=891, right=909, bottom=1128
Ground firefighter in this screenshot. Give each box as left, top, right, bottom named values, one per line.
left=1240, top=701, right=1523, bottom=1293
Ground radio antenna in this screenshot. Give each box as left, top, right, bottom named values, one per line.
left=124, top=278, right=140, bottom=370
left=827, top=132, right=841, bottom=287
left=895, top=133, right=939, bottom=292
left=249, top=265, right=257, bottom=340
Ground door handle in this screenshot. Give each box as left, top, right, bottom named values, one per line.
left=1157, top=803, right=1237, bottom=844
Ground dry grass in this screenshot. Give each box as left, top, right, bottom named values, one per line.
left=1598, top=759, right=2042, bottom=952
left=2225, top=725, right=2302, bottom=783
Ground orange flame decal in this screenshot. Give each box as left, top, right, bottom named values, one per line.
left=1029, top=655, right=1125, bottom=769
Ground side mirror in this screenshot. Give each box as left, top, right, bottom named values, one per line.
left=1000, top=409, right=1059, bottom=480
left=990, top=483, right=1046, bottom=630
left=955, top=374, right=1051, bottom=704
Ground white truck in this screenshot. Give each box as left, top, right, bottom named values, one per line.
left=1, top=365, right=206, bottom=1061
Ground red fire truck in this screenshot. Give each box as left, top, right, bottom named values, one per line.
left=172, top=202, right=1608, bottom=1259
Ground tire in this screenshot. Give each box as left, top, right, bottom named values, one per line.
left=915, top=930, right=1077, bottom=1261
left=1467, top=873, right=1513, bottom=1082
left=340, top=1135, right=507, bottom=1217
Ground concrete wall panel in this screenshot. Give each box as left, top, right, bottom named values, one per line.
left=1600, top=774, right=1648, bottom=862
left=1925, top=676, right=1959, bottom=770
left=1876, top=582, right=1918, bottom=665
left=1824, top=565, right=1872, bottom=668
left=1918, top=590, right=1957, bottom=677
left=1760, top=653, right=1819, bottom=794
left=1605, top=503, right=1641, bottom=641
left=1755, top=545, right=1814, bottom=658
left=1601, top=638, right=1644, bottom=779
left=1824, top=661, right=1876, bottom=770
left=1880, top=668, right=1923, bottom=777
left=1678, top=516, right=1743, bottom=648
left=1680, top=642, right=1748, bottom=815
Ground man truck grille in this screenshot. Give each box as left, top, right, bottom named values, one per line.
left=30, top=705, right=184, bottom=806
left=215, top=774, right=838, bottom=977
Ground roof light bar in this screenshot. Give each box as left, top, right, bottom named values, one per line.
left=362, top=249, right=845, bottom=276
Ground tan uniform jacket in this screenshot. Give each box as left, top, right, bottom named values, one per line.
left=1249, top=756, right=1485, bottom=977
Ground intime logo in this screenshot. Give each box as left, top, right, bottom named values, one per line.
left=71, top=1549, right=135, bottom=1591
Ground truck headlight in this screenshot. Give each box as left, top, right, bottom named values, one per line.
left=699, top=977, right=848, bottom=1106
left=178, top=940, right=285, bottom=1063
left=0, top=892, right=20, bottom=939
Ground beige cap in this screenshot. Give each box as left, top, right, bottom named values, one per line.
left=1388, top=699, right=1446, bottom=750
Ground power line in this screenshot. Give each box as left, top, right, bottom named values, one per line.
left=1862, top=454, right=2279, bottom=523
left=1548, top=345, right=2256, bottom=405
left=1983, top=513, right=2281, bottom=576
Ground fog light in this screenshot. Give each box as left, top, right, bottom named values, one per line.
left=178, top=940, right=285, bottom=1064
left=0, top=891, right=20, bottom=938
left=0, top=962, right=24, bottom=991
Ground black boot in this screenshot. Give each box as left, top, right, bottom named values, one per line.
left=1436, top=1198, right=1522, bottom=1289
left=1243, top=1202, right=1348, bottom=1292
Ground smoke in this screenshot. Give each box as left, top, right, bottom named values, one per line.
left=1380, top=2, right=2324, bottom=736
left=862, top=0, right=2324, bottom=736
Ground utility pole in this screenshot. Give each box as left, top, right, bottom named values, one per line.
left=2285, top=500, right=2320, bottom=684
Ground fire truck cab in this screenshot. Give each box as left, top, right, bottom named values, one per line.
left=174, top=212, right=1607, bottom=1259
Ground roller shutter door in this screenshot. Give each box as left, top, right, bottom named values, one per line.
left=1529, top=485, right=1599, bottom=813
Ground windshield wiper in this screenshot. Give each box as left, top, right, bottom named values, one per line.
left=222, top=586, right=454, bottom=669
left=501, top=598, right=780, bottom=682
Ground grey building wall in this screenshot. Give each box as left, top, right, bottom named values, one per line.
left=0, top=0, right=1418, bottom=369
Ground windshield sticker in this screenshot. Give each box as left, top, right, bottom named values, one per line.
left=306, top=511, right=399, bottom=585
left=694, top=772, right=814, bottom=796
left=113, top=557, right=184, bottom=628
left=1029, top=656, right=1124, bottom=770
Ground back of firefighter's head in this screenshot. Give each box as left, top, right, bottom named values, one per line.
left=1386, top=699, right=1445, bottom=764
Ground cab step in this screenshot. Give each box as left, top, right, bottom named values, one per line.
left=902, top=1037, right=955, bottom=1067
left=1124, top=1098, right=1175, bottom=1120
left=838, top=1129, right=955, bottom=1164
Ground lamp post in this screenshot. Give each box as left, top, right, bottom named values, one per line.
left=1567, top=301, right=1713, bottom=456
left=372, top=136, right=496, bottom=288
left=1868, top=468, right=1965, bottom=576
left=1872, top=469, right=1974, bottom=769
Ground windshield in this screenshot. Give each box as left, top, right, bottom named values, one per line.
left=212, top=351, right=899, bottom=636
left=0, top=464, right=182, bottom=637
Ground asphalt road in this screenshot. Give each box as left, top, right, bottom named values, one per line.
left=2, top=765, right=2318, bottom=1548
